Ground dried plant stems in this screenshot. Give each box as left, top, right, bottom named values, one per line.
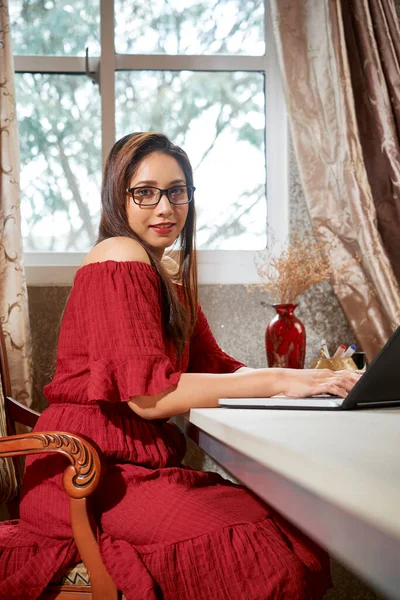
left=253, top=233, right=336, bottom=304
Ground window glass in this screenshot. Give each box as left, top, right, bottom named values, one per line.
left=12, top=1, right=268, bottom=253
left=16, top=74, right=101, bottom=251
left=115, top=70, right=266, bottom=250
left=115, top=0, right=265, bottom=56
left=9, top=0, right=100, bottom=56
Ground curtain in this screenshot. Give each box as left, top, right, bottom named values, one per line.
left=270, top=0, right=400, bottom=360
left=0, top=1, right=33, bottom=405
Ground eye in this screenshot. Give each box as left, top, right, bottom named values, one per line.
left=169, top=186, right=186, bottom=195
left=135, top=187, right=154, bottom=197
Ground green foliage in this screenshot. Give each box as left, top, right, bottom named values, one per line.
left=115, top=0, right=264, bottom=55
left=14, top=0, right=99, bottom=55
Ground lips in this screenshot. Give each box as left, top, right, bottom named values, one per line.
left=150, top=223, right=175, bottom=234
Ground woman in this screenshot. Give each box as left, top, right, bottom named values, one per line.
left=0, top=132, right=359, bottom=599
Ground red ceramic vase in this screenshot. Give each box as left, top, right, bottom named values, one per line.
left=265, top=303, right=306, bottom=369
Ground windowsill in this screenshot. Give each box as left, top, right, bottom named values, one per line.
left=24, top=250, right=264, bottom=286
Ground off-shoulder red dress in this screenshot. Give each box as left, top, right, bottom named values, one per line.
left=0, top=261, right=331, bottom=599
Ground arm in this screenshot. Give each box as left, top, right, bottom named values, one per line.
left=129, top=369, right=279, bottom=419
left=128, top=367, right=360, bottom=420
left=128, top=297, right=359, bottom=419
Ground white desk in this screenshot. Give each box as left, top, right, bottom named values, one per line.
left=174, top=408, right=400, bottom=600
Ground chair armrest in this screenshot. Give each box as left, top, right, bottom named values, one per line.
left=0, top=432, right=118, bottom=600
left=0, top=431, right=101, bottom=498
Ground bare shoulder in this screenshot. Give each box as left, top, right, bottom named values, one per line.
left=82, top=237, right=151, bottom=266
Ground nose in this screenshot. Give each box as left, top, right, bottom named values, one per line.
left=156, top=191, right=173, bottom=216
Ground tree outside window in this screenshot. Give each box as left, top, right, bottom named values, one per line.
left=11, top=0, right=268, bottom=253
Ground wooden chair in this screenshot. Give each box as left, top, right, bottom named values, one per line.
left=0, top=323, right=120, bottom=599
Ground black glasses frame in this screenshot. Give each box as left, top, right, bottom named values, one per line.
left=126, top=185, right=196, bottom=206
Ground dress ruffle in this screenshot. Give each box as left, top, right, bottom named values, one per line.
left=45, top=261, right=186, bottom=406
left=0, top=521, right=78, bottom=600
left=44, top=261, right=244, bottom=406
left=99, top=533, right=160, bottom=600
left=88, top=356, right=181, bottom=402
left=0, top=515, right=331, bottom=600
left=99, top=515, right=331, bottom=600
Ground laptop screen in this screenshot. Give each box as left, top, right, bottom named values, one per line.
left=342, top=326, right=400, bottom=409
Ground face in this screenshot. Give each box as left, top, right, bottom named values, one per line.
left=126, top=152, right=190, bottom=259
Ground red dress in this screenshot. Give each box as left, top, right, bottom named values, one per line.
left=0, top=261, right=331, bottom=599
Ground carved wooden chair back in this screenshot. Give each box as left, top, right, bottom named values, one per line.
left=0, top=322, right=24, bottom=506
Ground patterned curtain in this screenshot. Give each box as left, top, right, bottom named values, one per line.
left=0, top=1, right=33, bottom=406
left=270, top=0, right=400, bottom=361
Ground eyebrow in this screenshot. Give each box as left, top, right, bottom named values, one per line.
left=133, top=179, right=186, bottom=186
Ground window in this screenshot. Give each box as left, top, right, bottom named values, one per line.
left=11, top=0, right=287, bottom=285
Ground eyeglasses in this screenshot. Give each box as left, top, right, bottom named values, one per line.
left=126, top=185, right=195, bottom=206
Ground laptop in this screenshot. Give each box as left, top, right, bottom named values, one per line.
left=218, top=326, right=400, bottom=411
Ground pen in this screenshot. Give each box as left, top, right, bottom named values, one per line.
left=333, top=344, right=346, bottom=358
left=343, top=344, right=356, bottom=358
left=320, top=340, right=330, bottom=358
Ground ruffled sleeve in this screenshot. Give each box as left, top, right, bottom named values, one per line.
left=187, top=303, right=246, bottom=374
left=70, top=261, right=181, bottom=403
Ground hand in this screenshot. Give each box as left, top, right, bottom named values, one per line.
left=281, top=368, right=361, bottom=398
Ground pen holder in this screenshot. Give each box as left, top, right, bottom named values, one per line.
left=311, top=357, right=358, bottom=371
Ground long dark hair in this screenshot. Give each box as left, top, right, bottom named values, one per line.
left=97, top=132, right=198, bottom=356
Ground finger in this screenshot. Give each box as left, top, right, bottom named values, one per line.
left=318, top=383, right=348, bottom=398
left=334, top=373, right=361, bottom=390
left=335, top=370, right=361, bottom=382
left=318, top=370, right=359, bottom=385
left=335, top=377, right=357, bottom=392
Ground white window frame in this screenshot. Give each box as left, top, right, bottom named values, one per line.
left=14, top=0, right=288, bottom=286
